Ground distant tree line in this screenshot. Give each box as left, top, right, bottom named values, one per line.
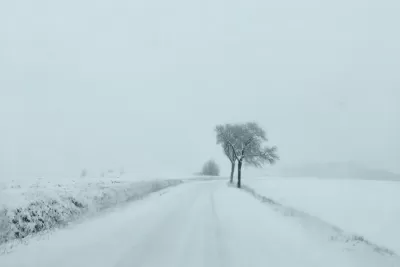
left=201, top=160, right=220, bottom=176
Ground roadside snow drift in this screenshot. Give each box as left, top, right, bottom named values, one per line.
left=245, top=177, right=400, bottom=254
left=0, top=178, right=182, bottom=245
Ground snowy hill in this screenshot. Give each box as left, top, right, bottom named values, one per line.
left=272, top=162, right=400, bottom=181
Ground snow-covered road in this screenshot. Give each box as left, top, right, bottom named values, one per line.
left=1, top=180, right=399, bottom=267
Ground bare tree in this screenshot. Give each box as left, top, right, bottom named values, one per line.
left=80, top=169, right=88, bottom=178
left=216, top=125, right=237, bottom=183
left=119, top=167, right=125, bottom=177
left=216, top=122, right=279, bottom=188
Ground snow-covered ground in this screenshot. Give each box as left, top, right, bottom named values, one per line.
left=0, top=176, right=182, bottom=245
left=0, top=180, right=398, bottom=267
left=245, top=177, right=400, bottom=254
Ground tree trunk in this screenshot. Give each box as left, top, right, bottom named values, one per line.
left=237, top=160, right=242, bottom=188
left=230, top=162, right=235, bottom=183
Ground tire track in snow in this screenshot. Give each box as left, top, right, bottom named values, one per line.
left=210, top=188, right=227, bottom=267
left=114, top=185, right=201, bottom=267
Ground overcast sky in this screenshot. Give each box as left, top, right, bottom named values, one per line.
left=0, top=0, right=399, bottom=180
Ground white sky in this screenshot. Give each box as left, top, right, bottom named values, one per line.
left=0, top=0, right=399, bottom=179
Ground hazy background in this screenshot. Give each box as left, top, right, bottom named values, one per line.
left=0, top=0, right=399, bottom=180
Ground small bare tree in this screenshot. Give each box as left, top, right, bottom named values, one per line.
left=201, top=160, right=220, bottom=176
left=119, top=167, right=125, bottom=177
left=216, top=122, right=279, bottom=188
left=80, top=169, right=88, bottom=178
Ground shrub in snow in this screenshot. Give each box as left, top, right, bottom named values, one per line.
left=0, top=179, right=182, bottom=245
left=0, top=197, right=87, bottom=243
left=201, top=160, right=220, bottom=176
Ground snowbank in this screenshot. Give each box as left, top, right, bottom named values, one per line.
left=245, top=177, right=400, bottom=254
left=0, top=177, right=182, bottom=245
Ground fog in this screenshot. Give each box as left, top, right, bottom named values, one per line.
left=1, top=0, right=399, bottom=180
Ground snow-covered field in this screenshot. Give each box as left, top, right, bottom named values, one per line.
left=0, top=176, right=183, bottom=245
left=2, top=176, right=399, bottom=266
left=245, top=177, right=400, bottom=254
left=1, top=180, right=399, bottom=267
